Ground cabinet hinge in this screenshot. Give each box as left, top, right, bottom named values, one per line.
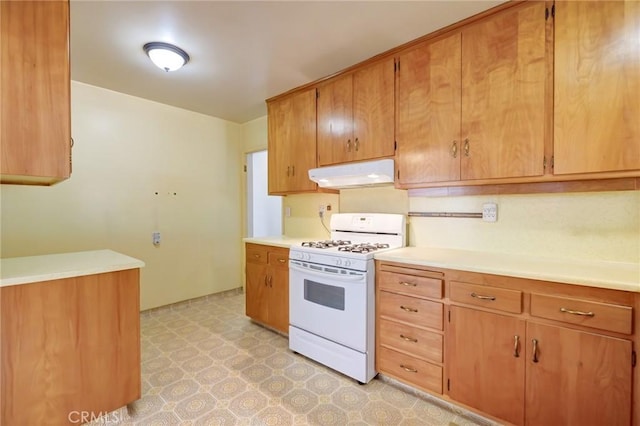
left=633, top=351, right=637, bottom=368
left=394, top=60, right=400, bottom=73
left=316, top=89, right=319, bottom=99
left=394, top=141, right=397, bottom=151
left=552, top=4, right=555, bottom=18
left=243, top=164, right=247, bottom=172
left=448, top=310, right=451, bottom=322
left=447, top=378, right=450, bottom=391
left=551, top=155, right=555, bottom=170
left=545, top=7, right=549, bottom=20
left=543, top=156, right=546, bottom=170
left=397, top=169, right=400, bottom=180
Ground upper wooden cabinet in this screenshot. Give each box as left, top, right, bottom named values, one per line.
left=396, top=1, right=548, bottom=187
left=267, top=88, right=318, bottom=195
left=317, top=58, right=395, bottom=166
left=553, top=0, right=640, bottom=175
left=1, top=0, right=71, bottom=185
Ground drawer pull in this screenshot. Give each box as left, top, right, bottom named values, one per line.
left=400, top=334, right=418, bottom=343
left=560, top=307, right=594, bottom=317
left=399, top=281, right=417, bottom=287
left=278, top=258, right=287, bottom=263
left=514, top=335, right=520, bottom=358
left=532, top=338, right=539, bottom=363
left=254, top=254, right=261, bottom=258
left=400, top=364, right=418, bottom=373
left=400, top=305, right=418, bottom=313
left=471, top=292, right=496, bottom=301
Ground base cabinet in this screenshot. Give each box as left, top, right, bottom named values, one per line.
left=376, top=260, right=637, bottom=426
left=245, top=243, right=289, bottom=333
left=0, top=269, right=141, bottom=425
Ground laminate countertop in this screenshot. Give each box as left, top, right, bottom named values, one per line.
left=243, top=236, right=311, bottom=249
left=0, top=249, right=145, bottom=287
left=375, top=247, right=640, bottom=293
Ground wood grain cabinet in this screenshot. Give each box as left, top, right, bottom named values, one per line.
left=0, top=0, right=72, bottom=185
left=317, top=58, right=395, bottom=166
left=267, top=89, right=317, bottom=195
left=376, top=262, right=445, bottom=394
left=553, top=0, right=640, bottom=176
left=396, top=1, right=548, bottom=187
left=0, top=269, right=141, bottom=425
left=245, top=243, right=289, bottom=333
left=448, top=278, right=634, bottom=426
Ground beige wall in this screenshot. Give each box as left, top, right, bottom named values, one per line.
left=0, top=81, right=244, bottom=310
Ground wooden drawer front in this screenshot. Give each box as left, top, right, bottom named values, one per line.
left=378, top=347, right=442, bottom=394
left=450, top=282, right=522, bottom=314
left=378, top=271, right=443, bottom=299
left=246, top=245, right=268, bottom=265
left=379, top=291, right=443, bottom=330
left=268, top=250, right=289, bottom=268
left=530, top=293, right=633, bottom=334
left=379, top=319, right=443, bottom=363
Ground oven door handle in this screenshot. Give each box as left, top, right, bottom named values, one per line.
left=289, top=263, right=365, bottom=282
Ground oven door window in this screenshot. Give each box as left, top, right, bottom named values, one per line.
left=304, top=279, right=345, bottom=311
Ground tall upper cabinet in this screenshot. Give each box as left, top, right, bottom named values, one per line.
left=553, top=0, right=640, bottom=175
left=267, top=88, right=318, bottom=195
left=396, top=1, right=548, bottom=187
left=317, top=58, right=395, bottom=166
left=1, top=0, right=72, bottom=185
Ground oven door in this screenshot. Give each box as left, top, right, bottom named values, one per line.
left=289, top=259, right=371, bottom=352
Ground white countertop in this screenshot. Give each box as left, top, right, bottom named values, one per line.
left=1, top=249, right=145, bottom=287
left=243, top=236, right=310, bottom=249
left=375, top=247, right=640, bottom=293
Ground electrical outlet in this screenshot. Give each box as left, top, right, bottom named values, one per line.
left=482, top=203, right=498, bottom=222
left=318, top=205, right=326, bottom=214
left=152, top=231, right=161, bottom=245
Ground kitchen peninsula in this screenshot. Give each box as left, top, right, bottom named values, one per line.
left=0, top=250, right=144, bottom=425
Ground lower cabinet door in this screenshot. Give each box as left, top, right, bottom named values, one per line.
left=525, top=322, right=632, bottom=426
left=245, top=262, right=269, bottom=324
left=448, top=306, right=526, bottom=425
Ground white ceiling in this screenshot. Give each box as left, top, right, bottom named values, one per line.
left=70, top=0, right=505, bottom=124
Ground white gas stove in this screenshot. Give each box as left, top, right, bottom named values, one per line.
left=288, top=213, right=406, bottom=384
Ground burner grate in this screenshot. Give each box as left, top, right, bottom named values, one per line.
left=301, top=240, right=351, bottom=249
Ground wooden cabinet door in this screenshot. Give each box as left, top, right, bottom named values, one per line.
left=460, top=1, right=546, bottom=180
left=554, top=0, right=640, bottom=175
left=317, top=75, right=353, bottom=166
left=448, top=306, right=526, bottom=425
left=1, top=0, right=71, bottom=185
left=525, top=322, right=632, bottom=426
left=396, top=33, right=462, bottom=185
left=269, top=257, right=289, bottom=333
left=267, top=88, right=317, bottom=194
left=352, top=58, right=395, bottom=162
left=245, top=261, right=269, bottom=324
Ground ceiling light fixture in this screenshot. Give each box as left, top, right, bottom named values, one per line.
left=143, top=42, right=190, bottom=72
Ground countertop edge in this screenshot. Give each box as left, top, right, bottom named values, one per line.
left=1, top=249, right=145, bottom=287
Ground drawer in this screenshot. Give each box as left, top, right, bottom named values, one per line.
left=379, top=319, right=443, bottom=363
left=378, top=271, right=443, bottom=299
left=268, top=251, right=289, bottom=268
left=530, top=293, right=633, bottom=334
left=379, top=291, right=443, bottom=330
left=450, top=281, right=522, bottom=314
left=246, top=245, right=268, bottom=265
left=377, top=346, right=442, bottom=394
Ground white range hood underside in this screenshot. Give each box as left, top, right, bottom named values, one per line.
left=308, top=159, right=395, bottom=189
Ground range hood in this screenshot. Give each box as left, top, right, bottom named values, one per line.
left=308, top=159, right=395, bottom=189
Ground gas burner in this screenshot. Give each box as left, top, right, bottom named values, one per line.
left=337, top=243, right=391, bottom=253
left=301, top=240, right=351, bottom=249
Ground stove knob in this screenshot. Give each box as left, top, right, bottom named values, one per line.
left=295, top=252, right=304, bottom=260
left=344, top=260, right=351, bottom=267
left=335, top=259, right=342, bottom=266
left=305, top=253, right=311, bottom=261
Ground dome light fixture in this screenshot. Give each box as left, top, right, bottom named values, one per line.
left=143, top=42, right=190, bottom=72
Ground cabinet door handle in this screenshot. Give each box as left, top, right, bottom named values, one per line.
left=400, top=364, right=418, bottom=373
left=399, top=281, right=417, bottom=287
left=451, top=140, right=458, bottom=158
left=264, top=275, right=268, bottom=287
left=470, top=292, right=496, bottom=301
left=464, top=138, right=470, bottom=157
left=286, top=166, right=290, bottom=176
left=400, top=305, right=418, bottom=313
left=268, top=276, right=273, bottom=288
left=560, top=307, right=595, bottom=317
left=354, top=138, right=360, bottom=151
left=532, top=338, right=539, bottom=363
left=514, top=335, right=520, bottom=358
left=400, top=334, right=418, bottom=343
left=347, top=139, right=352, bottom=152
